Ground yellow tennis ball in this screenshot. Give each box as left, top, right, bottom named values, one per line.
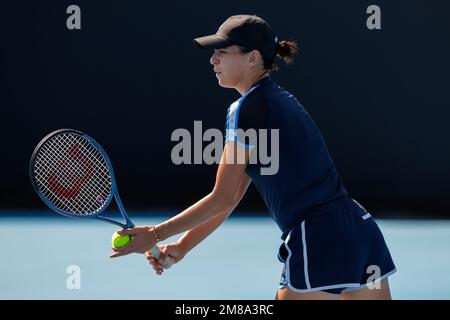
left=111, top=231, right=131, bottom=248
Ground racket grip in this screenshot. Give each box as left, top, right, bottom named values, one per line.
left=149, top=246, right=174, bottom=269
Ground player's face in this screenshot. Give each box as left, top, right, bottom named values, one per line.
left=210, top=45, right=250, bottom=88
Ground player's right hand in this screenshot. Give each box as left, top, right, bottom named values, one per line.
left=145, top=242, right=186, bottom=275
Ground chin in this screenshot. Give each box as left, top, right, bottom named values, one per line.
left=217, top=78, right=234, bottom=89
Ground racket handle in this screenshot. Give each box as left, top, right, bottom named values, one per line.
left=149, top=246, right=174, bottom=269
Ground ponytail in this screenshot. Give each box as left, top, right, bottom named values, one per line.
left=262, top=39, right=299, bottom=71
left=275, top=40, right=298, bottom=65
left=238, top=39, right=299, bottom=72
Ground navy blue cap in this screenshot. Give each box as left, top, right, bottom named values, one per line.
left=194, top=15, right=278, bottom=58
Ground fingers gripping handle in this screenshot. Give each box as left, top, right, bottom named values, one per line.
left=149, top=246, right=174, bottom=269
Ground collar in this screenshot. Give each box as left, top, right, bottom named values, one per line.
left=249, top=75, right=275, bottom=91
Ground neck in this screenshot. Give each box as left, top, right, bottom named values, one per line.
left=236, top=71, right=268, bottom=96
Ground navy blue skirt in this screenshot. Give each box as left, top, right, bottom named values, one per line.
left=278, top=196, right=396, bottom=294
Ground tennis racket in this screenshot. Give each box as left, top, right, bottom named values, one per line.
left=29, top=128, right=174, bottom=269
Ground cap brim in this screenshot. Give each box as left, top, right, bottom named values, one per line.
left=193, top=34, right=233, bottom=49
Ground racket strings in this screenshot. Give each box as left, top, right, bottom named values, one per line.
left=35, top=135, right=103, bottom=214
left=36, top=146, right=88, bottom=213
left=40, top=143, right=91, bottom=200
left=33, top=133, right=112, bottom=215
left=45, top=135, right=109, bottom=200
left=35, top=137, right=94, bottom=213
left=36, top=134, right=110, bottom=214
left=37, top=141, right=101, bottom=214
left=48, top=133, right=112, bottom=213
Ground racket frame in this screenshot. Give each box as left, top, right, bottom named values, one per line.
left=29, top=128, right=134, bottom=228
left=30, top=128, right=174, bottom=268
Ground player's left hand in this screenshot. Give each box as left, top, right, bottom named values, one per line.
left=146, top=242, right=186, bottom=275
left=109, top=226, right=157, bottom=258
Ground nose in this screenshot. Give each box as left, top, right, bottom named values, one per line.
left=210, top=52, right=219, bottom=65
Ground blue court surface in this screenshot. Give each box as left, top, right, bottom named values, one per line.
left=1, top=212, right=449, bottom=300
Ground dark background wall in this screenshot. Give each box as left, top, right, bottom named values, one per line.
left=1, top=1, right=449, bottom=216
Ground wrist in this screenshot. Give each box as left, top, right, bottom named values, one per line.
left=154, top=221, right=171, bottom=242
left=175, top=239, right=189, bottom=255
left=149, top=225, right=160, bottom=243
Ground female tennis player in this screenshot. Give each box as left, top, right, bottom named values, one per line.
left=110, top=15, right=396, bottom=300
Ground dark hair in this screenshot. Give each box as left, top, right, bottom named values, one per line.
left=239, top=39, right=299, bottom=72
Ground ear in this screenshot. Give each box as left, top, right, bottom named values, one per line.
left=248, top=50, right=262, bottom=67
